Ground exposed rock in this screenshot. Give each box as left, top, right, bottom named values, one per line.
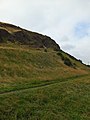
left=0, top=22, right=60, bottom=50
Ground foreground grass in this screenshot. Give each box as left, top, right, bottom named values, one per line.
left=0, top=75, right=90, bottom=120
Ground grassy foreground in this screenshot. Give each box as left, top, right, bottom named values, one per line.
left=0, top=74, right=90, bottom=120
left=0, top=45, right=90, bottom=120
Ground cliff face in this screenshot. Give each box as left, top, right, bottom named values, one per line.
left=0, top=22, right=60, bottom=50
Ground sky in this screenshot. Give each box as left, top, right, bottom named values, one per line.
left=0, top=0, right=90, bottom=64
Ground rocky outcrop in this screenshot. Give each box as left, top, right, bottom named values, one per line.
left=0, top=22, right=60, bottom=50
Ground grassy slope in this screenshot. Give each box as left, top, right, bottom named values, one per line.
left=0, top=44, right=89, bottom=93
left=0, top=74, right=90, bottom=120
left=0, top=44, right=90, bottom=120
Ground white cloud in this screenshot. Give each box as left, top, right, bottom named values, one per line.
left=69, top=36, right=90, bottom=64
left=0, top=0, right=90, bottom=64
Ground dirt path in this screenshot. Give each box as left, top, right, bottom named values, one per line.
left=0, top=74, right=89, bottom=96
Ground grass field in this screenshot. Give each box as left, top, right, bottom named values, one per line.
left=0, top=74, right=90, bottom=120
left=0, top=45, right=90, bottom=120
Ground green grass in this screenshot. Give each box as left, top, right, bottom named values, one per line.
left=0, top=74, right=90, bottom=120
left=0, top=45, right=90, bottom=120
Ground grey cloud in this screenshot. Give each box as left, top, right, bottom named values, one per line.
left=0, top=0, right=90, bottom=64
left=60, top=36, right=70, bottom=42
left=61, top=44, right=75, bottom=51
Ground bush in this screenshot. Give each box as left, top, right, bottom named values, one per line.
left=57, top=52, right=76, bottom=68
left=78, top=59, right=82, bottom=63
left=57, top=52, right=64, bottom=60
left=87, top=65, right=90, bottom=67
left=64, top=57, right=73, bottom=67
left=44, top=48, right=47, bottom=52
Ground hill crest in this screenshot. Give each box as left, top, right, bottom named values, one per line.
left=0, top=22, right=60, bottom=51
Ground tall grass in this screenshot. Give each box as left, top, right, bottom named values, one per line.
left=0, top=45, right=90, bottom=120
left=0, top=75, right=90, bottom=120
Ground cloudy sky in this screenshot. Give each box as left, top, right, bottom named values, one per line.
left=0, top=0, right=90, bottom=64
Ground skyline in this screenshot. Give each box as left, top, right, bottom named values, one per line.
left=0, top=0, right=90, bottom=64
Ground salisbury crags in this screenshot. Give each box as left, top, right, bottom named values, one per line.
left=0, top=22, right=60, bottom=50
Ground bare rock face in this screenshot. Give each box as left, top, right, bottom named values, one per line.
left=0, top=22, right=60, bottom=51
left=0, top=29, right=10, bottom=42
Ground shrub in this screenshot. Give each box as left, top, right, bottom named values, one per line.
left=57, top=52, right=76, bottom=68
left=78, top=59, right=82, bottom=63
left=87, top=65, right=90, bottom=67
left=57, top=52, right=64, bottom=60
left=44, top=48, right=47, bottom=52
left=64, top=57, right=73, bottom=67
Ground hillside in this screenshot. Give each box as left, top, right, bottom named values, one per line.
left=0, top=22, right=90, bottom=120
left=0, top=22, right=60, bottom=51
